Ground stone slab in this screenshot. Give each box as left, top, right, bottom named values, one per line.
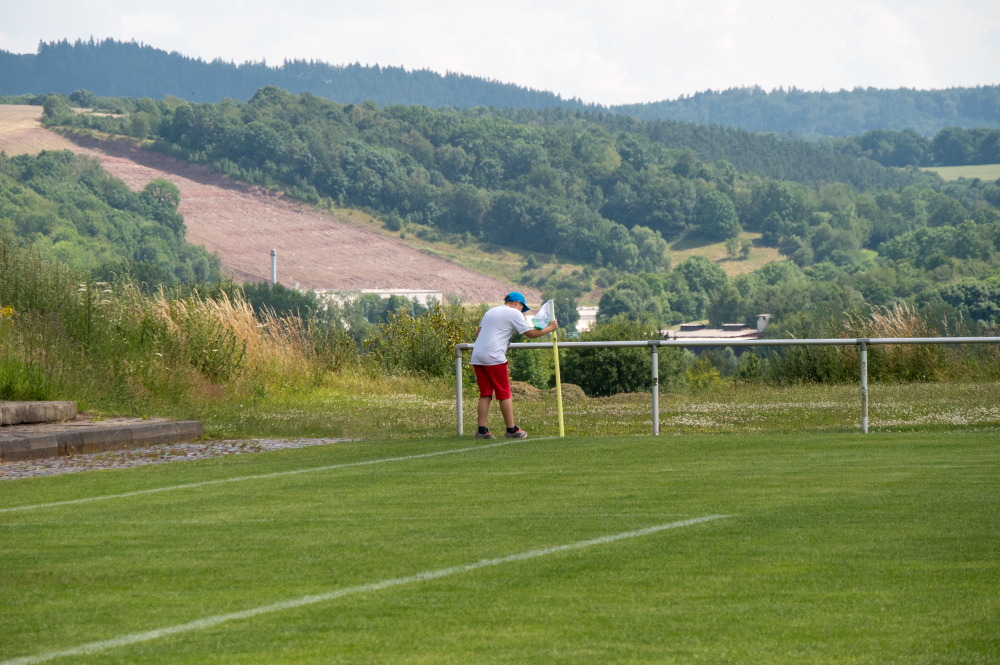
left=0, top=418, right=204, bottom=462
left=0, top=434, right=60, bottom=462
left=0, top=401, right=77, bottom=426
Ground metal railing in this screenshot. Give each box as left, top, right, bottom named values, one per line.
left=454, top=336, right=1000, bottom=436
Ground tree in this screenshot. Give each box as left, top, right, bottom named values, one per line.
left=940, top=280, right=1000, bottom=324
left=928, top=197, right=967, bottom=227
left=707, top=283, right=742, bottom=327
left=41, top=95, right=72, bottom=121
left=696, top=190, right=740, bottom=240
left=69, top=89, right=97, bottom=108
left=675, top=255, right=728, bottom=295
left=597, top=287, right=645, bottom=322
left=597, top=274, right=662, bottom=323
left=725, top=236, right=740, bottom=259
left=142, top=179, right=184, bottom=234
left=631, top=225, right=670, bottom=272
left=932, top=127, right=974, bottom=166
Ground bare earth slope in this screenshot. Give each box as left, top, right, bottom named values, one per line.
left=0, top=106, right=531, bottom=303
left=0, top=105, right=80, bottom=155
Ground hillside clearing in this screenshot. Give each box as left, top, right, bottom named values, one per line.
left=667, top=231, right=782, bottom=275
left=0, top=105, right=79, bottom=155
left=60, top=132, right=531, bottom=302
left=922, top=163, right=1000, bottom=182
left=0, top=107, right=530, bottom=303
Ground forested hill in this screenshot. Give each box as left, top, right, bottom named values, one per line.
left=0, top=38, right=592, bottom=111
left=614, top=86, right=1000, bottom=137
left=48, top=88, right=999, bottom=289
left=4, top=39, right=1000, bottom=138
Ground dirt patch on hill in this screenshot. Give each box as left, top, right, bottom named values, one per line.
left=0, top=105, right=80, bottom=155
left=0, top=107, right=531, bottom=303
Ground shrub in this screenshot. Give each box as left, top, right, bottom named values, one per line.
left=561, top=315, right=686, bottom=396
left=368, top=303, right=481, bottom=377
left=687, top=356, right=723, bottom=391
left=735, top=352, right=762, bottom=384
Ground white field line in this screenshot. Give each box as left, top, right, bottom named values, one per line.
left=0, top=515, right=728, bottom=665
left=0, top=440, right=525, bottom=514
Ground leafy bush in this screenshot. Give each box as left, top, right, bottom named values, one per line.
left=241, top=282, right=322, bottom=318
left=735, top=352, right=762, bottom=384
left=367, top=304, right=481, bottom=377
left=686, top=356, right=723, bottom=391
left=562, top=315, right=687, bottom=396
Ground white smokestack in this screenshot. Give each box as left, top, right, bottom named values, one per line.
left=270, top=249, right=276, bottom=286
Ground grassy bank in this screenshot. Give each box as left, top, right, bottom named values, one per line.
left=3, top=232, right=1000, bottom=441
left=185, top=378, right=1000, bottom=440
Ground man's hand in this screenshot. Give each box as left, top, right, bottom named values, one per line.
left=523, top=319, right=558, bottom=339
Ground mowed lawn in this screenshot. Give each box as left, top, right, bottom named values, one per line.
left=1, top=431, right=998, bottom=664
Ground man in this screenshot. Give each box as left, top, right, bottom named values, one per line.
left=470, top=291, right=558, bottom=439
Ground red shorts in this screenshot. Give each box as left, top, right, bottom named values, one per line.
left=473, top=363, right=511, bottom=400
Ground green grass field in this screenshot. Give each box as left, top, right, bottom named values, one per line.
left=2, top=430, right=998, bottom=663
left=921, top=164, right=1000, bottom=182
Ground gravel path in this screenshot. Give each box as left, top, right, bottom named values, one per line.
left=0, top=438, right=353, bottom=481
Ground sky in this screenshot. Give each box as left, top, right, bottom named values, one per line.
left=1, top=0, right=997, bottom=106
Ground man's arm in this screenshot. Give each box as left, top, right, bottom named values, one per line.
left=475, top=326, right=481, bottom=338
left=523, top=320, right=558, bottom=339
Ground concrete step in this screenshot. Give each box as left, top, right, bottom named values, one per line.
left=0, top=401, right=77, bottom=426
left=0, top=419, right=204, bottom=462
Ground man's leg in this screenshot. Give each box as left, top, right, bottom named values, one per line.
left=498, top=398, right=515, bottom=428
left=477, top=396, right=492, bottom=427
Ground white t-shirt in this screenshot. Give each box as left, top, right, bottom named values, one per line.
left=470, top=305, right=531, bottom=366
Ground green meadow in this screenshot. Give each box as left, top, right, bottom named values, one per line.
left=922, top=163, right=1000, bottom=181
left=2, top=430, right=998, bottom=664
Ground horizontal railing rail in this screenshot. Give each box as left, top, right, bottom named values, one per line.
left=453, top=336, right=1000, bottom=437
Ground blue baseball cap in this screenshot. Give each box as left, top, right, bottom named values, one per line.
left=504, top=292, right=530, bottom=312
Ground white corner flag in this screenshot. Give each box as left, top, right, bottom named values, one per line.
left=532, top=299, right=554, bottom=330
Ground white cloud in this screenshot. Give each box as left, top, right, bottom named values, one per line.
left=0, top=0, right=997, bottom=104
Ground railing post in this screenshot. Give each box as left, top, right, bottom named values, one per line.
left=859, top=340, right=868, bottom=434
left=455, top=346, right=464, bottom=436
left=651, top=342, right=659, bottom=436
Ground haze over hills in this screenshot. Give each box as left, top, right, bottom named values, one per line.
left=2, top=39, right=1000, bottom=137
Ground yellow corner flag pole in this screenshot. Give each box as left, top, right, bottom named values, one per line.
left=551, top=301, right=565, bottom=438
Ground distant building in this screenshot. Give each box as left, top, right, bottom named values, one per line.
left=664, top=315, right=772, bottom=354
left=314, top=289, right=443, bottom=307
left=576, top=306, right=598, bottom=332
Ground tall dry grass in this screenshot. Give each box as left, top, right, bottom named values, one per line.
left=1, top=231, right=334, bottom=413
left=767, top=303, right=1000, bottom=384
left=844, top=302, right=946, bottom=381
